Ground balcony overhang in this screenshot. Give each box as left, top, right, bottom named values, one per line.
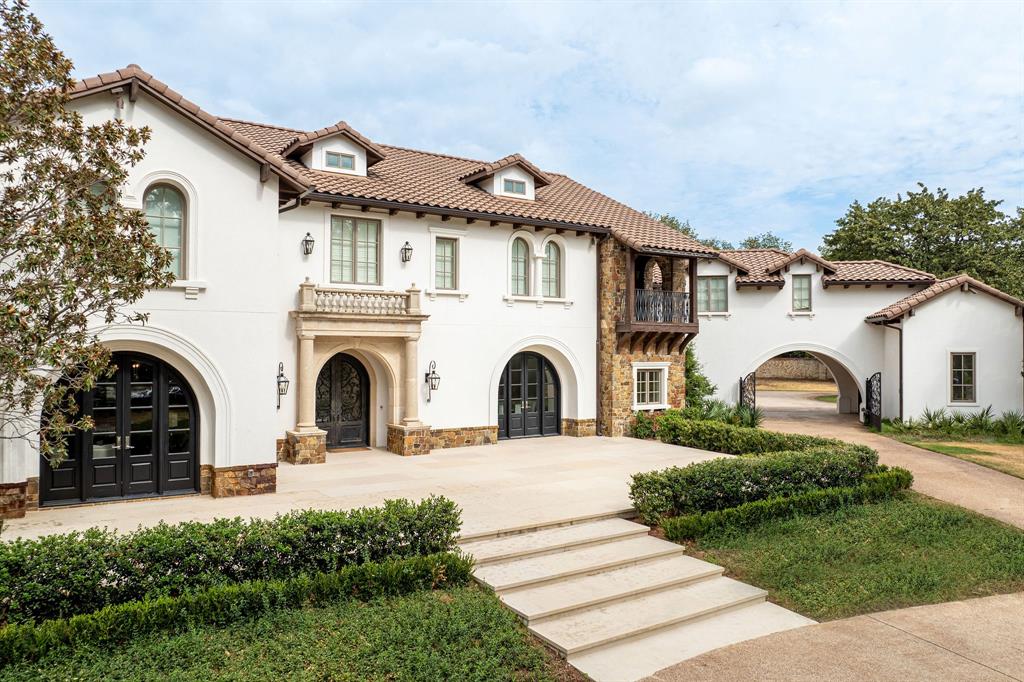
left=292, top=280, right=429, bottom=338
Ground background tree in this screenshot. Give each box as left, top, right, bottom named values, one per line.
left=0, top=0, right=171, bottom=463
left=740, top=231, right=793, bottom=252
left=647, top=212, right=736, bottom=250
left=820, top=184, right=1023, bottom=298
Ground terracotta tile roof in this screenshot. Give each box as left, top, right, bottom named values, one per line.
left=219, top=119, right=716, bottom=254
left=281, top=120, right=387, bottom=166
left=458, top=153, right=553, bottom=188
left=721, top=248, right=939, bottom=289
left=719, top=249, right=790, bottom=286
left=826, top=260, right=935, bottom=286
left=765, top=248, right=837, bottom=275
left=69, top=66, right=310, bottom=192
left=866, top=274, right=1024, bottom=322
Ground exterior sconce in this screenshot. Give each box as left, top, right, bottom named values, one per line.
left=301, top=232, right=315, bottom=256
left=424, top=360, right=440, bottom=402
left=276, top=362, right=290, bottom=409
left=400, top=241, right=413, bottom=263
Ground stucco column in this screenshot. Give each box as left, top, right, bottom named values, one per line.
left=402, top=336, right=421, bottom=426
left=296, top=332, right=317, bottom=431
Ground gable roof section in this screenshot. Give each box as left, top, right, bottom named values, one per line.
left=70, top=65, right=310, bottom=192
left=765, top=248, right=837, bottom=275
left=825, top=260, right=935, bottom=287
left=721, top=248, right=939, bottom=289
left=719, top=249, right=790, bottom=286
left=458, top=153, right=553, bottom=188
left=866, top=274, right=1024, bottom=322
left=280, top=120, right=387, bottom=166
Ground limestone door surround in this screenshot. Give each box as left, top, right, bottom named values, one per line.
left=288, top=280, right=430, bottom=460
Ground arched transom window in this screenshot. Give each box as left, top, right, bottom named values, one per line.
left=542, top=242, right=561, bottom=297
left=511, top=237, right=530, bottom=295
left=144, top=184, right=185, bottom=278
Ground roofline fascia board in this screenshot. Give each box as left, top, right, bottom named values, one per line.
left=823, top=279, right=935, bottom=288
left=70, top=77, right=310, bottom=193
left=633, top=246, right=721, bottom=259
left=304, top=192, right=610, bottom=234
left=736, top=281, right=785, bottom=289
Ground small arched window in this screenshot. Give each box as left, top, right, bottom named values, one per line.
left=144, top=184, right=185, bottom=278
left=511, top=237, right=530, bottom=295
left=542, top=242, right=561, bottom=298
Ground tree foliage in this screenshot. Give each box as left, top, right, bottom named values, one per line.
left=0, top=0, right=171, bottom=462
left=740, top=231, right=793, bottom=252
left=647, top=213, right=794, bottom=253
left=820, top=184, right=1024, bottom=298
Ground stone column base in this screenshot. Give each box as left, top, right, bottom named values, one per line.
left=210, top=463, right=277, bottom=497
left=562, top=418, right=597, bottom=437
left=0, top=481, right=28, bottom=519
left=282, top=430, right=327, bottom=465
left=387, top=423, right=433, bottom=456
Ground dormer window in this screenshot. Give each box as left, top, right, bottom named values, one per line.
left=326, top=151, right=355, bottom=171
left=504, top=179, right=526, bottom=195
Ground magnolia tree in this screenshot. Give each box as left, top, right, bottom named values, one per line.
left=0, top=0, right=171, bottom=463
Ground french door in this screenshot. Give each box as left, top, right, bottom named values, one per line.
left=315, top=353, right=370, bottom=449
left=497, top=352, right=560, bottom=439
left=40, top=352, right=199, bottom=505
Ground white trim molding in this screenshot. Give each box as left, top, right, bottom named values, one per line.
left=632, top=361, right=671, bottom=411
left=426, top=224, right=468, bottom=301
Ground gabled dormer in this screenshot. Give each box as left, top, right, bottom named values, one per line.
left=459, top=153, right=551, bottom=200
left=281, top=121, right=386, bottom=177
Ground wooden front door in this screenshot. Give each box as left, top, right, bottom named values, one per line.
left=498, top=352, right=560, bottom=439
left=40, top=352, right=199, bottom=505
left=315, top=353, right=370, bottom=449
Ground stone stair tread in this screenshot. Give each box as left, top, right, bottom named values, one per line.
left=531, top=576, right=767, bottom=655
left=473, top=535, right=682, bottom=591
left=568, top=601, right=816, bottom=682
left=501, top=554, right=724, bottom=622
left=460, top=517, right=649, bottom=564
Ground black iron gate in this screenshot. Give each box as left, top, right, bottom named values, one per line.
left=865, top=372, right=882, bottom=430
left=739, top=372, right=757, bottom=410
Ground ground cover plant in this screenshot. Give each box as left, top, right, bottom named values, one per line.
left=0, top=586, right=573, bottom=682
left=688, top=493, right=1024, bottom=621
left=0, top=496, right=460, bottom=625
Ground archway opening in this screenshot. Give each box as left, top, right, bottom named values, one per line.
left=746, top=350, right=861, bottom=420
left=315, top=352, right=370, bottom=449
left=497, top=351, right=561, bottom=439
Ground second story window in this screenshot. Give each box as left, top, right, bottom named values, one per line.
left=504, top=178, right=526, bottom=195
left=697, top=276, right=728, bottom=312
left=144, top=184, right=185, bottom=279
left=325, top=151, right=355, bottom=171
left=792, top=274, right=812, bottom=312
left=542, top=242, right=561, bottom=297
left=511, top=237, right=530, bottom=295
left=435, top=237, right=458, bottom=290
left=330, top=215, right=380, bottom=284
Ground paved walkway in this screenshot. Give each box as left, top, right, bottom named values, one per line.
left=4, top=436, right=722, bottom=540
left=644, top=592, right=1024, bottom=681
left=759, top=391, right=1024, bottom=529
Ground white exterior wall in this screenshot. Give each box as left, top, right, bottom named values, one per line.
left=901, top=290, right=1023, bottom=417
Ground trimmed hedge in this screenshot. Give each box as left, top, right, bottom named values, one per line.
left=0, top=552, right=472, bottom=667
left=650, top=411, right=840, bottom=454
left=662, top=468, right=914, bottom=540
left=0, top=496, right=460, bottom=625
left=630, top=446, right=879, bottom=524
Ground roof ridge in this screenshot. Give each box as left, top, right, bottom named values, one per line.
left=218, top=116, right=305, bottom=133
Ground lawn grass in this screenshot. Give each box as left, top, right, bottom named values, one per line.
left=814, top=394, right=838, bottom=403
left=0, top=587, right=573, bottom=682
left=894, top=437, right=1024, bottom=479
left=689, top=492, right=1024, bottom=621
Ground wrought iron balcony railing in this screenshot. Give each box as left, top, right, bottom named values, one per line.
left=620, top=289, right=691, bottom=325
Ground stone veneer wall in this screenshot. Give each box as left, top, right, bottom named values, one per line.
left=429, top=426, right=498, bottom=449
left=598, top=238, right=687, bottom=437
left=210, top=463, right=277, bottom=497
left=280, top=431, right=327, bottom=465
left=387, top=424, right=433, bottom=456
left=756, top=357, right=833, bottom=381
left=562, top=418, right=597, bottom=437
left=0, top=481, right=28, bottom=519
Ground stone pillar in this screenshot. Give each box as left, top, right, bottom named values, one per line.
left=296, top=332, right=317, bottom=431
left=402, top=335, right=421, bottom=426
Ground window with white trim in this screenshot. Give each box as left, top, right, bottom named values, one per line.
left=325, top=151, right=355, bottom=171
left=697, top=276, right=728, bottom=312
left=330, top=215, right=380, bottom=284
left=542, top=241, right=561, bottom=297
left=951, top=352, right=976, bottom=403
left=504, top=178, right=526, bottom=195
left=144, top=184, right=185, bottom=278
left=511, top=237, right=530, bottom=295
left=632, top=362, right=670, bottom=410
left=792, top=274, right=812, bottom=312
left=435, top=236, right=458, bottom=290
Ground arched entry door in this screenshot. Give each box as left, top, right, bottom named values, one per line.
left=315, top=353, right=370, bottom=448
left=40, top=352, right=199, bottom=505
left=497, top=352, right=560, bottom=439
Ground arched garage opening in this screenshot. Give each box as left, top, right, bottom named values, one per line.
left=742, top=345, right=863, bottom=420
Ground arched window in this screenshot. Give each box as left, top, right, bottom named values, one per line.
left=542, top=242, right=561, bottom=297
left=144, top=184, right=185, bottom=278
left=511, top=237, right=530, bottom=295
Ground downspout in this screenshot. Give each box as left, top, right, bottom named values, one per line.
left=882, top=321, right=903, bottom=420
left=278, top=188, right=313, bottom=214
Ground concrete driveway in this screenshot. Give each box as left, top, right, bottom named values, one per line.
left=4, top=436, right=723, bottom=540
left=759, top=390, right=1024, bottom=529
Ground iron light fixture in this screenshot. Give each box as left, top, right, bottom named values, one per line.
left=301, top=232, right=315, bottom=256
left=400, top=241, right=413, bottom=263
left=276, top=362, right=290, bottom=409
left=424, top=360, right=440, bottom=401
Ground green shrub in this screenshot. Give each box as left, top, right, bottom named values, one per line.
left=0, top=496, right=461, bottom=626
left=662, top=468, right=914, bottom=540
left=684, top=345, right=717, bottom=408
left=653, top=412, right=841, bottom=453
left=0, top=552, right=472, bottom=667
left=630, top=446, right=880, bottom=524
left=888, top=406, right=1023, bottom=443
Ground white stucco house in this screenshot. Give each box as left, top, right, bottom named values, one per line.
left=0, top=64, right=1020, bottom=517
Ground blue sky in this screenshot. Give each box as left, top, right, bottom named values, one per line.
left=34, top=0, right=1023, bottom=248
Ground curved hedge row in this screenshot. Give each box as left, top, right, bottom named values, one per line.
left=0, top=496, right=461, bottom=625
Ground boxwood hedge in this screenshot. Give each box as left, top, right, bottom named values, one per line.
left=646, top=410, right=842, bottom=453
left=0, top=496, right=460, bottom=625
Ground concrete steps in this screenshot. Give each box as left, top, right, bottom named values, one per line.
left=461, top=514, right=814, bottom=682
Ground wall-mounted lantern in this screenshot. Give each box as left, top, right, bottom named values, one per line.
left=424, top=360, right=440, bottom=402
left=276, top=362, right=290, bottom=409
left=400, top=241, right=413, bottom=263
left=301, top=232, right=315, bottom=256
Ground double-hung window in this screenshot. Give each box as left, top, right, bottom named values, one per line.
left=697, top=276, right=728, bottom=312
left=435, top=237, right=458, bottom=290
left=792, top=275, right=812, bottom=312
left=330, top=216, right=380, bottom=284
left=633, top=362, right=670, bottom=410
left=951, top=352, right=976, bottom=403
